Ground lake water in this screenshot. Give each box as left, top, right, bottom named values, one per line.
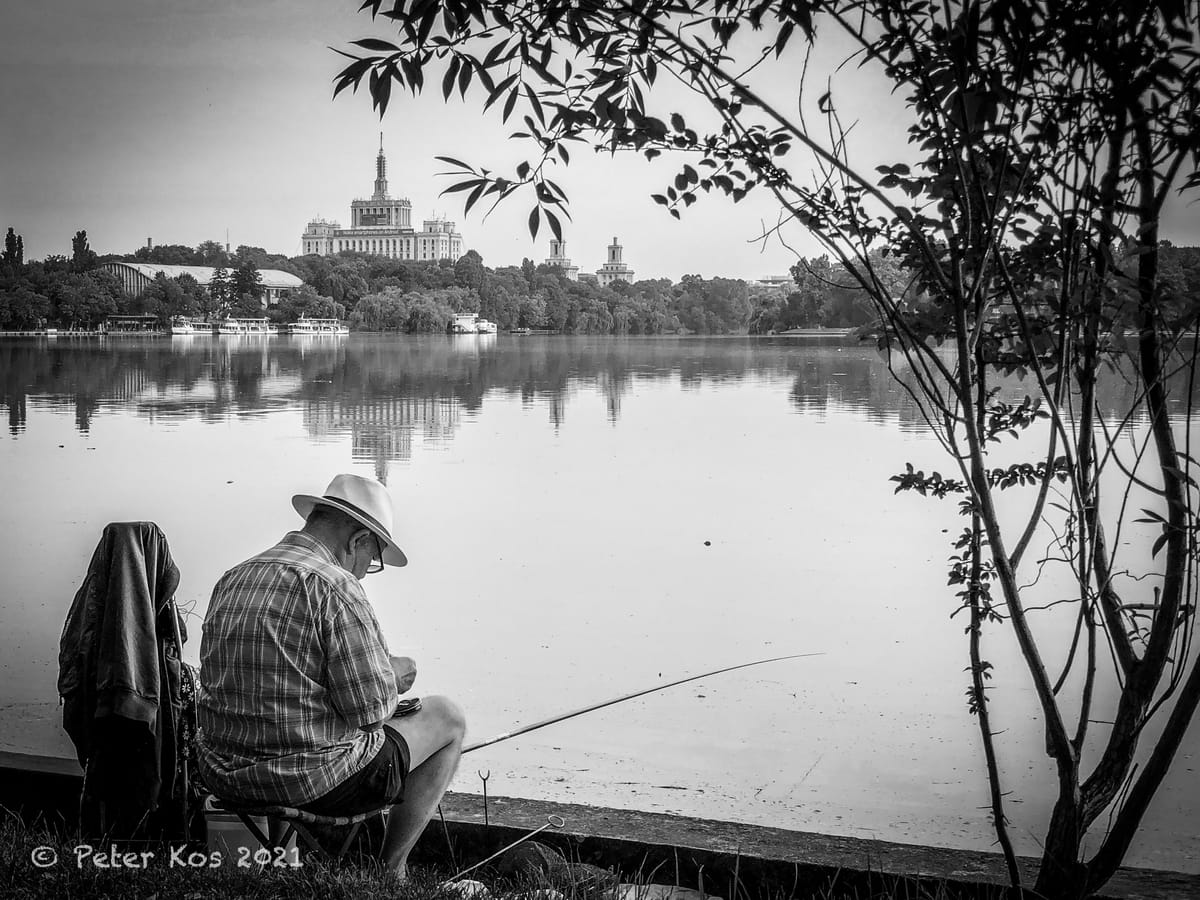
left=1, top=333, right=1196, bottom=874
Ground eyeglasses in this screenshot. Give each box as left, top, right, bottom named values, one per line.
left=365, top=535, right=384, bottom=574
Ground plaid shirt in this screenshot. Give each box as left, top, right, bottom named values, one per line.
left=196, top=531, right=396, bottom=803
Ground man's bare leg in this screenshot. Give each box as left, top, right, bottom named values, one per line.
left=378, top=695, right=466, bottom=877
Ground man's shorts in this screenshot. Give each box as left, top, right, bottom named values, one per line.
left=299, top=724, right=411, bottom=817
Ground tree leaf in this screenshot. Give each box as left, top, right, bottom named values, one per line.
left=545, top=207, right=563, bottom=242
left=439, top=178, right=484, bottom=195
left=502, top=87, right=519, bottom=122
left=458, top=58, right=474, bottom=96
left=1151, top=532, right=1169, bottom=558
left=442, top=56, right=461, bottom=101
left=526, top=84, right=545, bottom=125
left=352, top=38, right=400, bottom=52
left=463, top=183, right=486, bottom=215
left=483, top=73, right=519, bottom=112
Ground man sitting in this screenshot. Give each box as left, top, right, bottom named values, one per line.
left=196, top=474, right=465, bottom=876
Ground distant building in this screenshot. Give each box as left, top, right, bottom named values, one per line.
left=544, top=239, right=580, bottom=281
left=98, top=262, right=303, bottom=306
left=750, top=275, right=795, bottom=289
left=596, top=236, right=635, bottom=286
left=301, top=136, right=464, bottom=262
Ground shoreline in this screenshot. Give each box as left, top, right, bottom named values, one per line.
left=2, top=750, right=1195, bottom=898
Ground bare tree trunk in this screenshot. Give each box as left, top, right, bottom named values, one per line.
left=966, top=511, right=1022, bottom=888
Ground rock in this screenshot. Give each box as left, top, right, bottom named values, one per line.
left=496, top=842, right=617, bottom=895
left=609, top=885, right=723, bottom=900
left=511, top=891, right=565, bottom=900
left=441, top=879, right=491, bottom=899
left=564, top=862, right=619, bottom=893
left=496, top=841, right=569, bottom=878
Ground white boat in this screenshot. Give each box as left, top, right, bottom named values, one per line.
left=451, top=313, right=479, bottom=334
left=170, top=318, right=195, bottom=335
left=290, top=316, right=349, bottom=335
left=475, top=318, right=498, bottom=334
left=219, top=317, right=273, bottom=335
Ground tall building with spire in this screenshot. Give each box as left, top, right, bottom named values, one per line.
left=301, top=135, right=464, bottom=261
left=596, top=236, right=635, bottom=286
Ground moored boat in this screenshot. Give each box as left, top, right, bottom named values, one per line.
left=451, top=313, right=479, bottom=334
left=290, top=316, right=349, bottom=335
left=219, top=317, right=273, bottom=335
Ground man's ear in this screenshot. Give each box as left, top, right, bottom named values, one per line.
left=350, top=527, right=373, bottom=554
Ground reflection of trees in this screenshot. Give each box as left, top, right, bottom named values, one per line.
left=1, top=336, right=1195, bottom=443
left=1, top=344, right=26, bottom=433
left=785, top=339, right=1200, bottom=432
left=786, top=344, right=933, bottom=431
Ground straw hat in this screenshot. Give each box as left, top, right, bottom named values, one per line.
left=292, top=474, right=408, bottom=567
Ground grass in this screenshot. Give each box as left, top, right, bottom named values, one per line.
left=0, top=813, right=1002, bottom=900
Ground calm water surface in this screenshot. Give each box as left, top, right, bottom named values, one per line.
left=1, top=334, right=1195, bottom=873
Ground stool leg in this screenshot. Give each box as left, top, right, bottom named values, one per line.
left=289, top=822, right=331, bottom=860
left=236, top=813, right=274, bottom=851
left=268, top=816, right=289, bottom=845
left=334, top=822, right=363, bottom=859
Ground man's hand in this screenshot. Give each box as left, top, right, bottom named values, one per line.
left=390, top=655, right=417, bottom=694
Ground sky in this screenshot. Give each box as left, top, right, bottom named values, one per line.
left=1, top=1, right=1197, bottom=283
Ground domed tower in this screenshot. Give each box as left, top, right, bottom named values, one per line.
left=545, top=239, right=580, bottom=281
left=596, top=236, right=635, bottom=286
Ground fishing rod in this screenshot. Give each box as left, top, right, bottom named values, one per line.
left=462, top=651, right=823, bottom=754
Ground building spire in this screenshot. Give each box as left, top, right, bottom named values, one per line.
left=374, top=133, right=388, bottom=200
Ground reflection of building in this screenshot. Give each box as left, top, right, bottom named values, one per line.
left=99, top=263, right=303, bottom=306
left=548, top=392, right=566, bottom=429
left=303, top=396, right=462, bottom=482
left=596, top=236, right=635, bottom=286
left=544, top=240, right=580, bottom=281
left=301, top=136, right=465, bottom=262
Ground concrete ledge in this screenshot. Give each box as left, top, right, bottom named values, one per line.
left=417, top=792, right=1200, bottom=900
left=0, top=751, right=81, bottom=778
left=2, top=757, right=1195, bottom=899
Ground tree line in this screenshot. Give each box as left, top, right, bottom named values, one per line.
left=3, top=227, right=1197, bottom=335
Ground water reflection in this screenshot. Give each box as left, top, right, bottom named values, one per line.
left=303, top=397, right=461, bottom=481
left=1, top=335, right=1195, bottom=442
left=3, top=332, right=1198, bottom=870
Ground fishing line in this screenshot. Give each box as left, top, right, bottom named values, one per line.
left=462, top=651, right=823, bottom=754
